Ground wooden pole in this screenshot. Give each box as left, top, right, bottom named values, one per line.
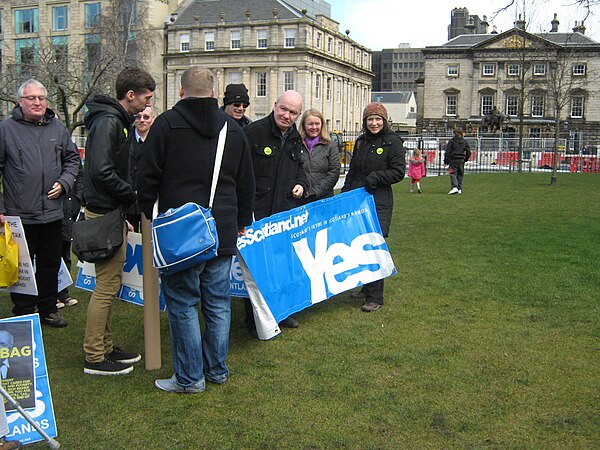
left=141, top=213, right=161, bottom=370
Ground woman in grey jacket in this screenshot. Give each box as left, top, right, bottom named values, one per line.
left=299, top=109, right=341, bottom=202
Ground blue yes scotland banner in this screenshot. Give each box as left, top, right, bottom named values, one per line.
left=238, top=188, right=396, bottom=334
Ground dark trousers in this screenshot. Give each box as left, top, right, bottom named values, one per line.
left=362, top=279, right=385, bottom=305
left=58, top=240, right=72, bottom=301
left=449, top=160, right=465, bottom=189
left=11, top=220, right=62, bottom=317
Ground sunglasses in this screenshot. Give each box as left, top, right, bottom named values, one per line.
left=135, top=114, right=152, bottom=121
left=232, top=103, right=248, bottom=109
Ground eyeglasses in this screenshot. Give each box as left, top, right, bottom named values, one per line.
left=232, top=103, right=248, bottom=109
left=135, top=114, right=152, bottom=121
left=21, top=95, right=46, bottom=102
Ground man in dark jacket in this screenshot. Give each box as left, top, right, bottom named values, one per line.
left=444, top=127, right=472, bottom=195
left=0, top=79, right=80, bottom=328
left=221, top=83, right=252, bottom=128
left=138, top=66, right=255, bottom=393
left=242, top=90, right=308, bottom=333
left=82, top=67, right=155, bottom=376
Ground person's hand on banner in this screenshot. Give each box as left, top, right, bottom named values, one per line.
left=365, top=173, right=378, bottom=194
left=238, top=226, right=247, bottom=236
left=291, top=184, right=304, bottom=198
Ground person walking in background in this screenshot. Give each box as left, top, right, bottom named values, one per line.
left=82, top=67, right=155, bottom=376
left=299, top=108, right=340, bottom=202
left=126, top=106, right=155, bottom=232
left=342, top=102, right=405, bottom=312
left=138, top=67, right=255, bottom=393
left=444, top=127, right=471, bottom=195
left=243, top=90, right=308, bottom=334
left=407, top=149, right=426, bottom=193
left=221, top=84, right=252, bottom=128
left=57, top=160, right=84, bottom=309
left=0, top=79, right=80, bottom=328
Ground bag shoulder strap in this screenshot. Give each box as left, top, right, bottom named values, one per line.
left=209, top=121, right=228, bottom=209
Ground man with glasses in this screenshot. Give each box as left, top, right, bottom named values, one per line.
left=221, top=84, right=252, bottom=128
left=0, top=79, right=80, bottom=328
left=127, top=106, right=155, bottom=231
left=242, top=90, right=308, bottom=335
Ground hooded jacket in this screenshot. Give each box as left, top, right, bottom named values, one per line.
left=0, top=106, right=80, bottom=224
left=243, top=112, right=308, bottom=220
left=137, top=97, right=255, bottom=256
left=444, top=136, right=472, bottom=164
left=341, top=128, right=405, bottom=236
left=83, top=95, right=136, bottom=214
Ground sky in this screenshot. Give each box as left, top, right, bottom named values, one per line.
left=326, top=0, right=600, bottom=50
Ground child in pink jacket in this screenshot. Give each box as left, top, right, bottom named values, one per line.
left=408, top=149, right=426, bottom=193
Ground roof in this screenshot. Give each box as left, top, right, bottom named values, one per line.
left=436, top=28, right=598, bottom=49
left=174, top=0, right=303, bottom=27
left=371, top=91, right=414, bottom=104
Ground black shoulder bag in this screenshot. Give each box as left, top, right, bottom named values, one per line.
left=72, top=209, right=125, bottom=263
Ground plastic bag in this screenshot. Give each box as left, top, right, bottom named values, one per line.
left=0, top=221, right=19, bottom=288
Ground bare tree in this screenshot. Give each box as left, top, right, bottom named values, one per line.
left=0, top=0, right=154, bottom=135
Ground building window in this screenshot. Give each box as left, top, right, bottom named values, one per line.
left=15, top=9, right=39, bottom=34
left=533, top=64, right=546, bottom=76
left=316, top=32, right=322, bottom=48
left=337, top=41, right=343, bottom=57
left=326, top=77, right=332, bottom=101
left=257, top=29, right=268, bottom=49
left=284, top=28, right=296, bottom=48
left=205, top=32, right=215, bottom=51
left=572, top=63, right=586, bottom=76
left=16, top=39, right=37, bottom=66
left=570, top=96, right=584, bottom=118
left=481, top=95, right=493, bottom=116
left=315, top=74, right=321, bottom=99
left=446, top=95, right=457, bottom=116
left=283, top=71, right=294, bottom=91
left=507, top=64, right=520, bottom=76
left=180, top=33, right=190, bottom=52
left=531, top=96, right=544, bottom=117
left=230, top=30, right=240, bottom=50
left=336, top=80, right=342, bottom=103
left=447, top=65, right=459, bottom=77
left=256, top=72, right=267, bottom=97
left=229, top=71, right=242, bottom=84
left=84, top=3, right=101, bottom=29
left=52, top=5, right=68, bottom=31
left=327, top=37, right=333, bottom=53
left=52, top=36, right=69, bottom=66
left=506, top=95, right=519, bottom=116
left=482, top=63, right=496, bottom=77
left=85, top=35, right=101, bottom=71
left=336, top=120, right=341, bottom=131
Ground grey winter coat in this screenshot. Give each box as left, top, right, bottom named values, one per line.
left=0, top=106, right=80, bottom=224
left=301, top=139, right=340, bottom=200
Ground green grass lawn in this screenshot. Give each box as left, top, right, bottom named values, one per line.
left=2, top=173, right=599, bottom=449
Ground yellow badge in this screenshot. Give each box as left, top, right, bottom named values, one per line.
left=264, top=147, right=272, bottom=156
left=123, top=128, right=129, bottom=138
left=376, top=147, right=384, bottom=155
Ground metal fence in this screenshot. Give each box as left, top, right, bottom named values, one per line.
left=335, top=134, right=600, bottom=175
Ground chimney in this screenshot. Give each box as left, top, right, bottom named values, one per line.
left=572, top=20, right=586, bottom=34
left=550, top=13, right=559, bottom=32
left=515, top=14, right=526, bottom=30
left=481, top=15, right=489, bottom=34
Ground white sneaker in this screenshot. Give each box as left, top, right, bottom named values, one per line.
left=448, top=188, right=459, bottom=195
left=458, top=189, right=462, bottom=194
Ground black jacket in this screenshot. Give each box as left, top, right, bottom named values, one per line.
left=137, top=97, right=255, bottom=256
left=444, top=136, right=472, bottom=164
left=244, top=113, right=308, bottom=220
left=126, top=135, right=145, bottom=217
left=341, top=129, right=405, bottom=236
left=83, top=95, right=136, bottom=214
left=62, top=160, right=84, bottom=241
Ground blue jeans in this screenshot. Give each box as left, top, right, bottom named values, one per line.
left=160, top=256, right=231, bottom=388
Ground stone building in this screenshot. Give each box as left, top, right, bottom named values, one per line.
left=417, top=18, right=600, bottom=146
left=371, top=45, right=425, bottom=93
left=163, top=0, right=372, bottom=132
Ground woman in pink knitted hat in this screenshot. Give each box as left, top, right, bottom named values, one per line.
left=341, top=102, right=405, bottom=312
